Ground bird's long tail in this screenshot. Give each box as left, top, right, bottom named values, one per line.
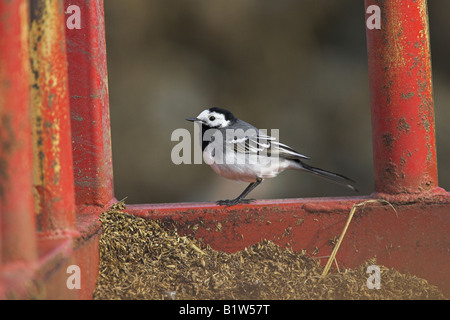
left=295, top=161, right=358, bottom=192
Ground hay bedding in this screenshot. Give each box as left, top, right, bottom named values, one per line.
left=93, top=203, right=445, bottom=300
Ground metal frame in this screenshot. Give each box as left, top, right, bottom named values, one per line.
left=0, top=0, right=448, bottom=299
left=0, top=0, right=110, bottom=299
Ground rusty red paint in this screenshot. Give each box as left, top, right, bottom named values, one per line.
left=0, top=0, right=37, bottom=267
left=65, top=0, right=114, bottom=209
left=35, top=218, right=101, bottom=299
left=29, top=0, right=76, bottom=233
left=1, top=0, right=108, bottom=299
left=365, top=0, right=438, bottom=195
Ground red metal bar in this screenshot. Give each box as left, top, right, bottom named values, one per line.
left=0, top=0, right=39, bottom=299
left=64, top=0, right=114, bottom=299
left=365, top=0, right=439, bottom=195
left=65, top=0, right=115, bottom=210
left=0, top=0, right=37, bottom=267
left=1, top=0, right=107, bottom=299
left=29, top=0, right=76, bottom=233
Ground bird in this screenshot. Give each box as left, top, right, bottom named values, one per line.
left=186, top=107, right=357, bottom=206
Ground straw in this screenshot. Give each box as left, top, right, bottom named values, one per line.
left=321, top=199, right=397, bottom=277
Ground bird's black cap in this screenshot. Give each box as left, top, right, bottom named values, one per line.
left=208, top=107, right=236, bottom=122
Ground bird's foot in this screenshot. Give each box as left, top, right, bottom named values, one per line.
left=216, top=198, right=256, bottom=207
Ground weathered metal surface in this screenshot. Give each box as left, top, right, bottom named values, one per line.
left=365, top=0, right=439, bottom=195
left=0, top=0, right=38, bottom=298
left=65, top=0, right=114, bottom=209
left=34, top=220, right=101, bottom=300
left=1, top=0, right=107, bottom=299
left=62, top=0, right=114, bottom=298
left=29, top=0, right=76, bottom=233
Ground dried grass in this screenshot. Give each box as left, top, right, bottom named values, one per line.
left=93, top=202, right=445, bottom=300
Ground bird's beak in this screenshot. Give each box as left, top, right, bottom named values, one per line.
left=186, top=117, right=201, bottom=122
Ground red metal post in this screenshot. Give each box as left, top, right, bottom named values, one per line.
left=64, top=0, right=114, bottom=299
left=65, top=0, right=115, bottom=211
left=365, top=0, right=439, bottom=195
left=0, top=0, right=37, bottom=266
left=29, top=0, right=76, bottom=233
left=1, top=0, right=108, bottom=299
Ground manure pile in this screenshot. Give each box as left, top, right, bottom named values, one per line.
left=93, top=204, right=445, bottom=300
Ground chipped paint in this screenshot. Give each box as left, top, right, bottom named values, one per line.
left=66, top=0, right=114, bottom=207
left=29, top=0, right=75, bottom=231
left=401, top=92, right=414, bottom=100
left=397, top=117, right=410, bottom=133
left=366, top=0, right=438, bottom=194
left=0, top=0, right=38, bottom=267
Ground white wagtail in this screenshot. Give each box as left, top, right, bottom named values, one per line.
left=187, top=107, right=357, bottom=206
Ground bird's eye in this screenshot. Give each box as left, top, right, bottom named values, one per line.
left=209, top=116, right=216, bottom=121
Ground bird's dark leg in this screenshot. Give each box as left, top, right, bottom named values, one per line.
left=216, top=178, right=263, bottom=207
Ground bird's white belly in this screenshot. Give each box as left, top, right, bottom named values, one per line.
left=204, top=149, right=292, bottom=182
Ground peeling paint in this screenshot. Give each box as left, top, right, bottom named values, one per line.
left=366, top=0, right=438, bottom=194
left=382, top=132, right=395, bottom=151
left=397, top=117, right=410, bottom=133
left=401, top=92, right=414, bottom=100
left=28, top=0, right=75, bottom=231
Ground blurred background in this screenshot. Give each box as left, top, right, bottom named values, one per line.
left=104, top=0, right=450, bottom=204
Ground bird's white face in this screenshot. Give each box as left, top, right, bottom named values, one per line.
left=196, top=109, right=231, bottom=128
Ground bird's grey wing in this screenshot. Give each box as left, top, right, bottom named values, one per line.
left=223, top=120, right=264, bottom=154
left=226, top=128, right=310, bottom=160
left=227, top=134, right=270, bottom=154
left=270, top=140, right=310, bottom=160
